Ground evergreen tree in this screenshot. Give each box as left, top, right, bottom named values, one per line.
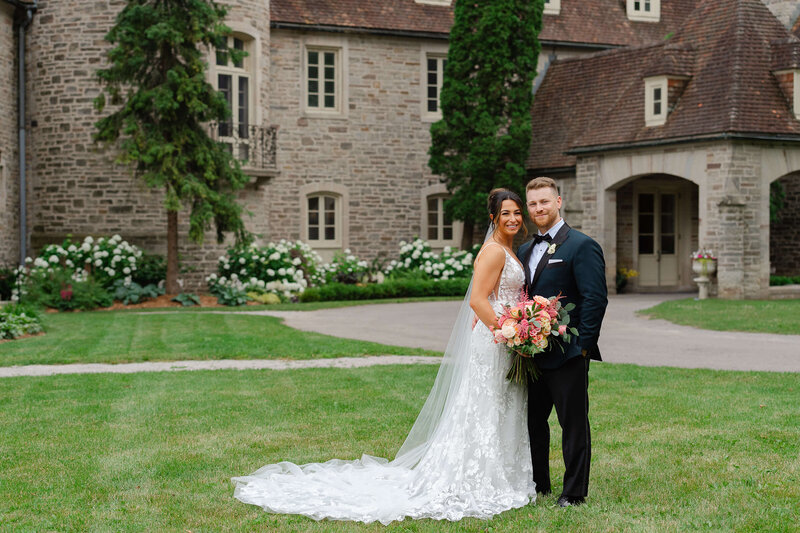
left=429, top=0, right=543, bottom=248
left=94, top=0, right=250, bottom=293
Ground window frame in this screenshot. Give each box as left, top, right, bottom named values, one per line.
left=420, top=184, right=463, bottom=248
left=299, top=183, right=349, bottom=251
left=543, top=0, right=561, bottom=16
left=302, top=36, right=348, bottom=118
left=420, top=44, right=449, bottom=122
left=627, top=0, right=660, bottom=22
left=644, top=76, right=668, bottom=127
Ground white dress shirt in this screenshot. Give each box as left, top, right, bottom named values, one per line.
left=527, top=218, right=565, bottom=283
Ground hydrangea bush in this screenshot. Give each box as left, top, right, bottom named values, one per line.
left=0, top=304, right=43, bottom=340
left=384, top=239, right=475, bottom=281
left=321, top=249, right=370, bottom=284
left=13, top=235, right=144, bottom=302
left=207, top=240, right=324, bottom=301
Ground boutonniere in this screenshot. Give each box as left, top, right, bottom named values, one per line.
left=547, top=243, right=558, bottom=255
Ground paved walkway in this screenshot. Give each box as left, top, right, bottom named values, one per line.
left=248, top=294, right=800, bottom=373
left=2, top=294, right=798, bottom=378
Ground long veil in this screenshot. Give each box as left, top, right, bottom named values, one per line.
left=391, top=227, right=491, bottom=467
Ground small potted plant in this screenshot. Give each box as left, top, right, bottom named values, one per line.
left=691, top=248, right=717, bottom=277
left=616, top=266, right=638, bottom=293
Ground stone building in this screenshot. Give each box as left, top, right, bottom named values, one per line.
left=1, top=0, right=799, bottom=296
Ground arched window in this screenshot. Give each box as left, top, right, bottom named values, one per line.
left=421, top=184, right=462, bottom=248
left=300, top=183, right=349, bottom=252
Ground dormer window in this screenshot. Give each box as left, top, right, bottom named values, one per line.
left=627, top=0, right=660, bottom=22
left=644, top=76, right=668, bottom=127
left=544, top=0, right=561, bottom=16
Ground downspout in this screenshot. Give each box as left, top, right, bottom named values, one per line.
left=14, top=0, right=36, bottom=266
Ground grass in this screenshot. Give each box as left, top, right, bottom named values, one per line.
left=118, top=296, right=462, bottom=313
left=1, top=363, right=797, bottom=532
left=639, top=298, right=800, bottom=334
left=0, top=311, right=436, bottom=366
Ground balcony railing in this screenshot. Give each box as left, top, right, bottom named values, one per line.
left=207, top=122, right=277, bottom=172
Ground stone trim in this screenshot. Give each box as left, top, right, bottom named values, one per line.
left=301, top=34, right=349, bottom=119
left=298, top=182, right=350, bottom=252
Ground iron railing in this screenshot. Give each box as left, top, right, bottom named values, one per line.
left=207, top=122, right=277, bottom=171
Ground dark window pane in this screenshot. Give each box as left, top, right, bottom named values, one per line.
left=308, top=94, right=319, bottom=107
left=428, top=86, right=437, bottom=99
left=428, top=227, right=437, bottom=240
left=325, top=227, right=335, bottom=240
left=661, top=215, right=674, bottom=234
left=234, top=38, right=244, bottom=50
left=638, top=214, right=654, bottom=234
left=324, top=94, right=335, bottom=108
left=443, top=227, right=453, bottom=240
left=324, top=67, right=335, bottom=80
left=428, top=198, right=437, bottom=212
left=634, top=0, right=641, bottom=9
left=324, top=196, right=336, bottom=211
left=308, top=212, right=319, bottom=226
left=639, top=235, right=654, bottom=254
left=309, top=227, right=319, bottom=240
left=308, top=197, right=319, bottom=211
left=427, top=58, right=437, bottom=71
left=443, top=210, right=452, bottom=225
left=308, top=51, right=318, bottom=65
left=661, top=235, right=675, bottom=254
left=324, top=52, right=335, bottom=66
left=654, top=101, right=661, bottom=115
left=428, top=212, right=438, bottom=228
left=324, top=211, right=335, bottom=226
left=324, top=81, right=335, bottom=94
left=308, top=80, right=319, bottom=94
left=238, top=77, right=249, bottom=132
left=639, top=193, right=654, bottom=212
left=661, top=194, right=675, bottom=214
left=428, top=72, right=437, bottom=85
left=428, top=100, right=437, bottom=113
left=218, top=121, right=230, bottom=137
left=308, top=66, right=318, bottom=79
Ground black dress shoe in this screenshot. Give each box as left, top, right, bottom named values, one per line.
left=557, top=495, right=585, bottom=508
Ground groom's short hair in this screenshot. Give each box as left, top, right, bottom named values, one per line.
left=526, top=177, right=560, bottom=196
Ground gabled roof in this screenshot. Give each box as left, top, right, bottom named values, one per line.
left=528, top=0, right=800, bottom=171
left=270, top=0, right=697, bottom=47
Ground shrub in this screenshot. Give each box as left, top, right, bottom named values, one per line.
left=299, top=278, right=470, bottom=303
left=384, top=239, right=476, bottom=281
left=0, top=266, right=16, bottom=301
left=0, top=303, right=44, bottom=340
left=246, top=291, right=281, bottom=305
left=320, top=249, right=370, bottom=284
left=112, top=279, right=164, bottom=305
left=770, top=275, right=800, bottom=286
left=131, top=253, right=166, bottom=286
left=208, top=240, right=322, bottom=301
left=215, top=285, right=249, bottom=306
left=172, top=293, right=201, bottom=307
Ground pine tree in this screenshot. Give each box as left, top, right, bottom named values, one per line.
left=94, top=0, right=250, bottom=293
left=429, top=0, right=543, bottom=248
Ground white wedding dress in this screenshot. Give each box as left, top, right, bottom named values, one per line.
left=232, top=246, right=535, bottom=524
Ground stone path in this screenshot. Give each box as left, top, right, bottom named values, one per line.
left=0, top=356, right=441, bottom=378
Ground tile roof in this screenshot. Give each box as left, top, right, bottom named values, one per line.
left=527, top=0, right=800, bottom=171
left=270, top=0, right=697, bottom=46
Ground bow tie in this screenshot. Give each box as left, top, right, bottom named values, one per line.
left=533, top=234, right=553, bottom=246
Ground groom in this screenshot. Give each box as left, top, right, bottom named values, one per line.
left=517, top=177, right=608, bottom=508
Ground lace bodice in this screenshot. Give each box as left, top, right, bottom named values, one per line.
left=489, top=246, right=526, bottom=313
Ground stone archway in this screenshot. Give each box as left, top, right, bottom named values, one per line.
left=612, top=174, right=698, bottom=292
left=769, top=171, right=800, bottom=280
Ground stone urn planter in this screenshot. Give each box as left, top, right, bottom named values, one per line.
left=691, top=253, right=717, bottom=300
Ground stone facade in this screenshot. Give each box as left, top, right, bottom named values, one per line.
left=762, top=0, right=800, bottom=27
left=0, top=3, right=19, bottom=267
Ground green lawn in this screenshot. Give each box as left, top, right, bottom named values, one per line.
left=640, top=298, right=800, bottom=334
left=0, top=311, right=435, bottom=366
left=116, top=296, right=462, bottom=313
left=1, top=364, right=797, bottom=532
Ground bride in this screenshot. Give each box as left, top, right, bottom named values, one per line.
left=232, top=188, right=535, bottom=524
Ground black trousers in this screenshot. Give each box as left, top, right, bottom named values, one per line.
left=527, top=356, right=591, bottom=498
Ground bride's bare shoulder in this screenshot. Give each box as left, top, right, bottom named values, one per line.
left=473, top=242, right=506, bottom=270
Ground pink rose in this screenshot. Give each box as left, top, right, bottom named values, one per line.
left=558, top=324, right=567, bottom=336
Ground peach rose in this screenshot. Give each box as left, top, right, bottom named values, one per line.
left=558, top=324, right=567, bottom=336
left=501, top=321, right=518, bottom=340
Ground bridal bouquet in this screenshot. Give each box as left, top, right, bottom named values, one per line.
left=491, top=292, right=577, bottom=383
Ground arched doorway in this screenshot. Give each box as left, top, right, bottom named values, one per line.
left=614, top=174, right=698, bottom=292
left=769, top=171, right=800, bottom=280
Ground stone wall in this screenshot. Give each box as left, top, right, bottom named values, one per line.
left=23, top=0, right=271, bottom=288
left=770, top=173, right=800, bottom=276
left=266, top=30, right=449, bottom=261
left=761, top=0, right=800, bottom=29
left=0, top=4, right=19, bottom=268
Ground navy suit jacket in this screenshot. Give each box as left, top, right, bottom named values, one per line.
left=517, top=222, right=608, bottom=370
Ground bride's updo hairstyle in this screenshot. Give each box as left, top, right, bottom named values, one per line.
left=487, top=188, right=527, bottom=239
